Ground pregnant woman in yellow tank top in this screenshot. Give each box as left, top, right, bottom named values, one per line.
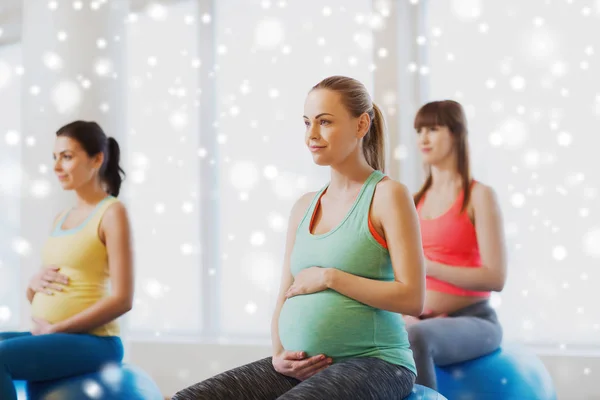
left=0, top=121, right=134, bottom=400
left=173, top=76, right=426, bottom=400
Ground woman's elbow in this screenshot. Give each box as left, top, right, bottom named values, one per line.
left=487, top=273, right=506, bottom=292
left=124, top=297, right=133, bottom=312
left=413, top=295, right=425, bottom=316
left=114, top=295, right=133, bottom=313
left=406, top=305, right=424, bottom=317
left=397, top=290, right=424, bottom=316
left=400, top=304, right=423, bottom=317
left=490, top=279, right=505, bottom=292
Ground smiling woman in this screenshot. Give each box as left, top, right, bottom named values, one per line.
left=214, top=0, right=378, bottom=339
left=172, top=75, right=426, bottom=400
left=52, top=122, right=124, bottom=197
left=425, top=0, right=599, bottom=351
left=303, top=87, right=386, bottom=171
left=0, top=121, right=134, bottom=400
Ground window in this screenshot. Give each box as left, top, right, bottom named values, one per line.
left=0, top=43, right=22, bottom=330
left=3, top=0, right=378, bottom=340
left=215, top=0, right=374, bottom=336
left=126, top=0, right=203, bottom=336
left=424, top=0, right=599, bottom=347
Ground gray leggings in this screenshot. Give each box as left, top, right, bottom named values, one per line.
left=172, top=356, right=415, bottom=400
left=407, top=299, right=502, bottom=389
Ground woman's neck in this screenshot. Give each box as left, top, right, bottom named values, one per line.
left=328, top=150, right=374, bottom=194
left=74, top=182, right=108, bottom=209
left=429, top=156, right=462, bottom=191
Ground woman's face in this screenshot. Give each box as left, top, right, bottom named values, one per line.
left=303, top=89, right=368, bottom=167
left=417, top=125, right=454, bottom=165
left=53, top=136, right=102, bottom=191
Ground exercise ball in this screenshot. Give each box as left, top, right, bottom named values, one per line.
left=14, top=364, right=163, bottom=400
left=435, top=343, right=556, bottom=400
left=14, top=380, right=26, bottom=400
left=405, top=384, right=447, bottom=399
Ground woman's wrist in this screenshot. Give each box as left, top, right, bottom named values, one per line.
left=323, top=268, right=337, bottom=289
left=49, top=321, right=63, bottom=333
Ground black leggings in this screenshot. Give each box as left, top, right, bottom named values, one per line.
left=407, top=300, right=503, bottom=389
left=172, top=356, right=415, bottom=400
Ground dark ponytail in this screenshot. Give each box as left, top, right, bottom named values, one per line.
left=103, top=137, right=125, bottom=197
left=56, top=121, right=126, bottom=197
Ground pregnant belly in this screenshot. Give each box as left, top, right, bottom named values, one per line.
left=278, top=290, right=377, bottom=361
left=424, top=289, right=487, bottom=315
left=31, top=286, right=104, bottom=324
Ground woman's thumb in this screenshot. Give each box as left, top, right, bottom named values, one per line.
left=287, top=351, right=305, bottom=360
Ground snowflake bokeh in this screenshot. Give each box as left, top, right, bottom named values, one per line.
left=0, top=0, right=597, bottom=359
left=427, top=0, right=599, bottom=347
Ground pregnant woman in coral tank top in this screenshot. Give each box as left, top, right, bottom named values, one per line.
left=405, top=100, right=507, bottom=390
left=173, top=76, right=426, bottom=400
left=0, top=121, right=134, bottom=400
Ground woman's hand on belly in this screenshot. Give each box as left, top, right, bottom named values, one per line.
left=285, top=267, right=329, bottom=299
left=272, top=350, right=332, bottom=381
left=31, top=317, right=57, bottom=335
left=29, top=265, right=69, bottom=295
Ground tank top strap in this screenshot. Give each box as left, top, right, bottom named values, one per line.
left=52, top=196, right=119, bottom=237
left=84, top=196, right=120, bottom=234
left=297, top=184, right=328, bottom=232
left=353, top=170, right=386, bottom=216
left=452, top=179, right=476, bottom=215
left=417, top=178, right=476, bottom=213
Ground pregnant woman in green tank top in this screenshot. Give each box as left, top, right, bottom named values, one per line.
left=173, top=76, right=426, bottom=400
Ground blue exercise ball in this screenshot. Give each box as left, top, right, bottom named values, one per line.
left=14, top=364, right=162, bottom=400
left=14, top=380, right=26, bottom=400
left=405, top=384, right=447, bottom=399
left=435, top=343, right=556, bottom=400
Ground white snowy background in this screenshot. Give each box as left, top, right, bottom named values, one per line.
left=0, top=0, right=598, bottom=361
left=425, top=0, right=599, bottom=349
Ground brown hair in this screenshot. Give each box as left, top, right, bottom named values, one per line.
left=413, top=100, right=472, bottom=212
left=312, top=76, right=386, bottom=172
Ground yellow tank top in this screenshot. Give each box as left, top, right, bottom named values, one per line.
left=30, top=196, right=120, bottom=336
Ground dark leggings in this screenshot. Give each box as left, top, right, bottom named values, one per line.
left=407, top=300, right=503, bottom=389
left=172, top=356, right=415, bottom=400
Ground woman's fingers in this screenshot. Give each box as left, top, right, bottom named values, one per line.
left=46, top=283, right=64, bottom=292
left=300, top=362, right=331, bottom=380
left=45, top=271, right=69, bottom=284
left=34, top=279, right=63, bottom=294
left=295, top=355, right=331, bottom=374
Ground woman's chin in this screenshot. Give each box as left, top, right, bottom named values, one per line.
left=311, top=155, right=331, bottom=166
left=59, top=182, right=74, bottom=191
left=422, top=154, right=442, bottom=165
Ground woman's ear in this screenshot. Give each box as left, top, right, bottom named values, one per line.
left=356, top=112, right=371, bottom=139
left=93, top=152, right=104, bottom=170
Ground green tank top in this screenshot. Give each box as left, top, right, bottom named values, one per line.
left=278, top=170, right=416, bottom=374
